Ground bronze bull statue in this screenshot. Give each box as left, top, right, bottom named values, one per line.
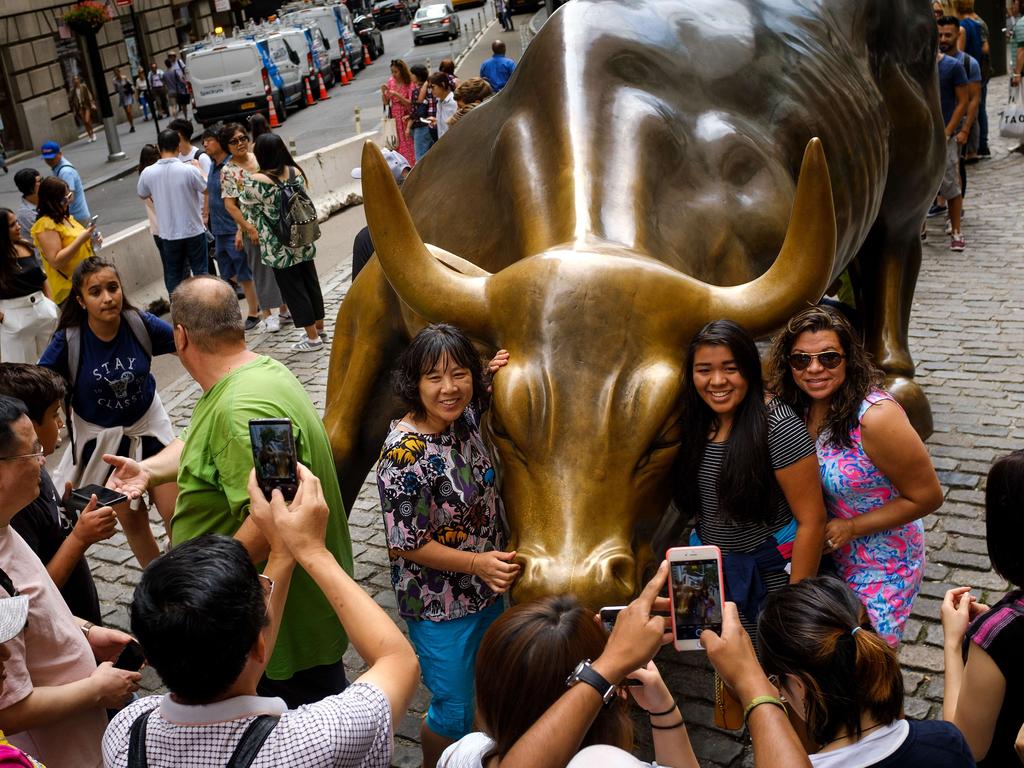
left=325, top=0, right=944, bottom=608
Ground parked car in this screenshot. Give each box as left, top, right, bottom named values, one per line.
left=412, top=3, right=461, bottom=44
left=353, top=13, right=385, bottom=59
left=372, top=0, right=411, bottom=28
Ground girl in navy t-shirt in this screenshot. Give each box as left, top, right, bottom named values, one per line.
left=39, top=257, right=177, bottom=565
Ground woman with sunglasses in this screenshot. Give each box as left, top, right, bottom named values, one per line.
left=219, top=122, right=287, bottom=332
left=767, top=306, right=942, bottom=646
left=29, top=177, right=96, bottom=305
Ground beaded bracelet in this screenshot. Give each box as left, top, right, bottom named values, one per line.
left=743, top=695, right=786, bottom=727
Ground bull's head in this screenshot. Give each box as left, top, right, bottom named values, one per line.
left=360, top=138, right=835, bottom=608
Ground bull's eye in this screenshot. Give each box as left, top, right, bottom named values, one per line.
left=721, top=144, right=763, bottom=187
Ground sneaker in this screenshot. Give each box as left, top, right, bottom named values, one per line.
left=292, top=337, right=324, bottom=352
left=244, top=315, right=262, bottom=331
left=927, top=203, right=947, bottom=218
left=950, top=233, right=966, bottom=251
left=318, top=330, right=329, bottom=342
left=265, top=314, right=281, bottom=333
left=278, top=310, right=292, bottom=322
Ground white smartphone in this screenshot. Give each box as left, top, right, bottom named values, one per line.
left=667, top=545, right=724, bottom=651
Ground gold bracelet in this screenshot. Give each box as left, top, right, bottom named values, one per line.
left=469, top=553, right=478, bottom=576
left=743, top=695, right=786, bottom=726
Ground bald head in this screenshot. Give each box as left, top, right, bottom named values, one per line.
left=171, top=276, right=245, bottom=352
left=492, top=40, right=506, bottom=56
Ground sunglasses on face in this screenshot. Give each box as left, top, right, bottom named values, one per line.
left=788, top=351, right=845, bottom=371
left=229, top=135, right=248, bottom=146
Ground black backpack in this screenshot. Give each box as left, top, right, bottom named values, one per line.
left=274, top=168, right=320, bottom=249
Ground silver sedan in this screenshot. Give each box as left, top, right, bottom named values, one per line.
left=412, top=4, right=462, bottom=44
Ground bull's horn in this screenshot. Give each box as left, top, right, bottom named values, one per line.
left=361, top=142, right=492, bottom=337
left=704, top=138, right=836, bottom=332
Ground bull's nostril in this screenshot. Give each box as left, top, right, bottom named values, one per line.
left=603, top=554, right=636, bottom=595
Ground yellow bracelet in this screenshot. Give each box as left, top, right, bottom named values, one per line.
left=743, top=695, right=786, bottom=726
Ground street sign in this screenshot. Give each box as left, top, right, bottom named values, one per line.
left=215, top=0, right=231, bottom=10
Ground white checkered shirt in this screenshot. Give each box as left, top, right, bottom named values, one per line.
left=102, top=683, right=392, bottom=767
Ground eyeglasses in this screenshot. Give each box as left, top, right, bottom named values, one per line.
left=788, top=351, right=845, bottom=371
left=258, top=573, right=274, bottom=601
left=0, top=448, right=44, bottom=463
left=229, top=136, right=249, bottom=146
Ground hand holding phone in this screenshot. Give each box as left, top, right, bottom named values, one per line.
left=113, top=639, right=146, bottom=672
left=68, top=484, right=127, bottom=514
left=667, top=545, right=724, bottom=651
left=89, top=214, right=100, bottom=226
left=249, top=419, right=299, bottom=501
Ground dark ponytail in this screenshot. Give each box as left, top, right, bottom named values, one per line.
left=757, top=577, right=903, bottom=748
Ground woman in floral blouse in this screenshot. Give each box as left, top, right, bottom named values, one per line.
left=377, top=324, right=516, bottom=768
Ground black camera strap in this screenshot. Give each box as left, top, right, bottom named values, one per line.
left=127, top=709, right=280, bottom=768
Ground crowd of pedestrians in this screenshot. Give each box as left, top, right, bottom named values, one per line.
left=380, top=51, right=504, bottom=166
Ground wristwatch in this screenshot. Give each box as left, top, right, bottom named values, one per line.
left=565, top=659, right=616, bottom=706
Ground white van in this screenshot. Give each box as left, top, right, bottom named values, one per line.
left=276, top=25, right=329, bottom=100
left=281, top=4, right=361, bottom=80
left=252, top=29, right=306, bottom=111
left=186, top=38, right=289, bottom=127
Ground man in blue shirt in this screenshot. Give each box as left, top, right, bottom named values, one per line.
left=480, top=40, right=516, bottom=93
left=41, top=142, right=91, bottom=224
left=935, top=17, right=969, bottom=252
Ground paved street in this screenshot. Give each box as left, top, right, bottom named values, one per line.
left=0, top=4, right=514, bottom=236
left=77, top=69, right=1023, bottom=768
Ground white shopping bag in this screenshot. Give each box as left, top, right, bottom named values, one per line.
left=999, top=84, right=1024, bottom=141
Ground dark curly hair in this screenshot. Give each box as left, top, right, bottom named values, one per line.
left=392, top=324, right=486, bottom=420
left=767, top=306, right=883, bottom=450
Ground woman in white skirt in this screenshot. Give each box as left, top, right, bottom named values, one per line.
left=0, top=207, right=58, bottom=362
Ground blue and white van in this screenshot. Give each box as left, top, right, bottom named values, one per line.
left=186, top=37, right=290, bottom=126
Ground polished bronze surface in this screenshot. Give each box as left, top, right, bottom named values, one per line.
left=325, top=0, right=944, bottom=608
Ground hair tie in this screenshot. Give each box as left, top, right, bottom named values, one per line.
left=851, top=626, right=862, bottom=636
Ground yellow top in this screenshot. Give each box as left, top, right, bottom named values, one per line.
left=30, top=215, right=94, bottom=304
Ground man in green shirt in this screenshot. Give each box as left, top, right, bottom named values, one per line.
left=104, top=276, right=353, bottom=707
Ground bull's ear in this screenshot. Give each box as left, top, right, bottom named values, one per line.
left=361, top=142, right=494, bottom=339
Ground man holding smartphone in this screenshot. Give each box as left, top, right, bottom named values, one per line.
left=103, top=276, right=355, bottom=708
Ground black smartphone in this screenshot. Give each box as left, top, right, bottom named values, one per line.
left=68, top=484, right=127, bottom=513
left=248, top=419, right=298, bottom=501
left=114, top=640, right=146, bottom=671
left=599, top=605, right=627, bottom=633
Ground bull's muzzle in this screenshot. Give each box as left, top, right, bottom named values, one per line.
left=513, top=545, right=637, bottom=609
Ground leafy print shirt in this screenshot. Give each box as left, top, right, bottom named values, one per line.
left=376, top=405, right=506, bottom=622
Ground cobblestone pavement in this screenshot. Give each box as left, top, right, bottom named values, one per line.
left=92, top=86, right=1023, bottom=767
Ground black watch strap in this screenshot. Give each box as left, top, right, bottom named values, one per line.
left=566, top=659, right=616, bottom=705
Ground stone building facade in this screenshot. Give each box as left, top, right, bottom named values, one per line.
left=0, top=0, right=240, bottom=153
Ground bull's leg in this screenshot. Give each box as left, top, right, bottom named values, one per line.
left=855, top=227, right=933, bottom=439
left=325, top=258, right=410, bottom=510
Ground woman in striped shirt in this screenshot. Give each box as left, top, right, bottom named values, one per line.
left=675, top=320, right=825, bottom=632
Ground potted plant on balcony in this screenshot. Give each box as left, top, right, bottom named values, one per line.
left=63, top=1, right=109, bottom=36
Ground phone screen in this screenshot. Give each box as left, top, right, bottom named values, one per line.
left=69, top=484, right=127, bottom=512
left=114, top=640, right=146, bottom=672
left=248, top=419, right=298, bottom=501
left=598, top=606, right=626, bottom=633
left=670, top=559, right=723, bottom=640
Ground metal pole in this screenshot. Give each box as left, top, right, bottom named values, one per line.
left=354, top=106, right=361, bottom=134
left=82, top=30, right=126, bottom=161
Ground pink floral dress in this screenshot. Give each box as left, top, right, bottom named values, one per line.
left=386, top=76, right=416, bottom=165
left=816, top=390, right=925, bottom=646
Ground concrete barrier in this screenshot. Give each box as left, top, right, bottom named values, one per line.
left=103, top=129, right=380, bottom=307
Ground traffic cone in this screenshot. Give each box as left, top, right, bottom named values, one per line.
left=363, top=45, right=372, bottom=66
left=338, top=57, right=349, bottom=85
left=317, top=70, right=330, bottom=99
left=304, top=76, right=315, bottom=105
left=343, top=56, right=353, bottom=84
left=266, top=85, right=281, bottom=128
